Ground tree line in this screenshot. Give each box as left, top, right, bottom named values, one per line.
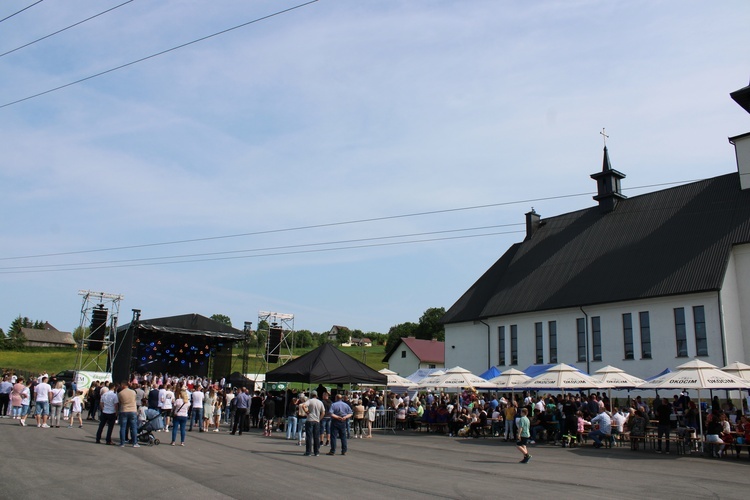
left=1, top=307, right=446, bottom=352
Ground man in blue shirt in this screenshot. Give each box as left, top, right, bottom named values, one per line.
left=231, top=387, right=250, bottom=435
left=327, top=394, right=353, bottom=456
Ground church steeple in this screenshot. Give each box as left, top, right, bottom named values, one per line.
left=590, top=129, right=626, bottom=213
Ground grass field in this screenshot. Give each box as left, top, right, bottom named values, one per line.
left=0, top=344, right=387, bottom=377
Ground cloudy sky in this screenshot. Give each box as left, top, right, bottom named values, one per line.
left=1, top=0, right=748, bottom=335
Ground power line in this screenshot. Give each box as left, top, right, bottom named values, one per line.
left=0, top=0, right=319, bottom=109
left=0, top=230, right=524, bottom=274
left=0, top=178, right=701, bottom=262
left=0, top=223, right=523, bottom=271
left=0, top=0, right=135, bottom=59
left=0, top=0, right=44, bottom=24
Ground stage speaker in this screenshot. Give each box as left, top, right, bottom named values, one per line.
left=212, top=344, right=232, bottom=381
left=89, top=306, right=108, bottom=351
left=267, top=327, right=282, bottom=364
left=111, top=323, right=135, bottom=383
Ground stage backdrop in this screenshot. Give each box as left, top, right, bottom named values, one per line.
left=115, top=314, right=244, bottom=381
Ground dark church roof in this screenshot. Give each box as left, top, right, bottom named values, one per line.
left=442, top=172, right=750, bottom=324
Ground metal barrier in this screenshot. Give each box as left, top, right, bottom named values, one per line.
left=371, top=408, right=396, bottom=434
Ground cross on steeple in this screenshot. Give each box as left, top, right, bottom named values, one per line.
left=600, top=128, right=609, bottom=147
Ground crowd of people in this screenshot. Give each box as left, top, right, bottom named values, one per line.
left=2, top=369, right=749, bottom=461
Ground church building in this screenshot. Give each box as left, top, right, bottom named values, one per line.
left=441, top=83, right=750, bottom=379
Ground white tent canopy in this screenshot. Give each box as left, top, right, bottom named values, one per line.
left=591, top=365, right=645, bottom=388
left=360, top=368, right=417, bottom=389
left=721, top=361, right=750, bottom=382
left=419, top=366, right=497, bottom=390
left=524, top=363, right=602, bottom=391
left=640, top=359, right=750, bottom=442
left=640, top=359, right=750, bottom=391
left=488, top=368, right=531, bottom=390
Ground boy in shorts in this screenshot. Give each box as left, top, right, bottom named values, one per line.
left=516, top=408, right=532, bottom=464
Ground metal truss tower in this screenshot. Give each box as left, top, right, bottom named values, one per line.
left=256, top=311, right=295, bottom=377
left=74, top=290, right=124, bottom=374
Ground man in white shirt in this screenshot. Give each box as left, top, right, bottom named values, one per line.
left=189, top=386, right=205, bottom=432
left=95, top=384, right=119, bottom=444
left=588, top=408, right=613, bottom=449
left=34, top=376, right=52, bottom=427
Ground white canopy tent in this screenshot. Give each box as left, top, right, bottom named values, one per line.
left=524, top=363, right=603, bottom=392
left=417, top=366, right=497, bottom=404
left=640, top=359, right=750, bottom=443
left=591, top=365, right=645, bottom=412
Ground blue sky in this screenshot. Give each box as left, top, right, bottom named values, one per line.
left=1, top=0, right=748, bottom=335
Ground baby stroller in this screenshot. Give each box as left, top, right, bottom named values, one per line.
left=137, top=408, right=164, bottom=446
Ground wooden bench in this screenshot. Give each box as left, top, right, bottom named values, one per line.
left=428, top=422, right=448, bottom=434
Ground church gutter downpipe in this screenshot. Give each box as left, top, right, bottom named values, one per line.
left=580, top=306, right=590, bottom=377
left=717, top=292, right=727, bottom=367
left=479, top=320, right=491, bottom=370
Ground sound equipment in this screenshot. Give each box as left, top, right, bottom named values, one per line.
left=267, top=326, right=282, bottom=363
left=111, top=323, right=134, bottom=384
left=89, top=306, right=108, bottom=351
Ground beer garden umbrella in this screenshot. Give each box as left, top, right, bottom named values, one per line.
left=591, top=365, right=645, bottom=411
left=524, top=363, right=603, bottom=393
left=640, top=359, right=750, bottom=444
left=488, top=368, right=531, bottom=404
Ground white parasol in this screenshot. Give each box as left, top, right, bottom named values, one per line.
left=419, top=366, right=497, bottom=390
left=640, top=359, right=750, bottom=444
left=524, top=363, right=602, bottom=392
left=488, top=368, right=532, bottom=390
left=591, top=365, right=645, bottom=411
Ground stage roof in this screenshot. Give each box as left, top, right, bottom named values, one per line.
left=119, top=313, right=245, bottom=341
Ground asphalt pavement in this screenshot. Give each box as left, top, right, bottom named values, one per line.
left=1, top=417, right=748, bottom=499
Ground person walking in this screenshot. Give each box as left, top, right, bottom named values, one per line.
left=49, top=381, right=66, bottom=428
left=188, top=385, right=204, bottom=432
left=68, top=390, right=84, bottom=428
left=170, top=387, right=191, bottom=446
left=303, top=391, right=325, bottom=456
left=231, top=387, right=249, bottom=435
left=10, top=377, right=25, bottom=421
left=95, top=384, right=119, bottom=444
left=516, top=408, right=532, bottom=464
left=327, top=394, right=353, bottom=456
left=33, top=376, right=52, bottom=428
left=118, top=382, right=139, bottom=447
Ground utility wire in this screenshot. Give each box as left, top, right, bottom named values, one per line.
left=0, top=0, right=319, bottom=109
left=0, top=0, right=44, bottom=24
left=0, top=178, right=702, bottom=262
left=0, top=230, right=524, bottom=274
left=0, top=0, right=135, bottom=59
left=0, top=223, right=523, bottom=271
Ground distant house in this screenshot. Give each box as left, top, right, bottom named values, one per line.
left=350, top=338, right=372, bottom=347
left=328, top=325, right=350, bottom=343
left=382, top=337, right=445, bottom=376
left=22, top=323, right=76, bottom=348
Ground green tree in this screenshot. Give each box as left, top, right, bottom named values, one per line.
left=316, top=332, right=332, bottom=347
left=295, top=329, right=313, bottom=348
left=416, top=307, right=446, bottom=342
left=255, top=320, right=269, bottom=350
left=335, top=327, right=351, bottom=345
left=73, top=325, right=90, bottom=344
left=211, top=314, right=232, bottom=327
left=5, top=316, right=35, bottom=350
left=384, top=321, right=418, bottom=353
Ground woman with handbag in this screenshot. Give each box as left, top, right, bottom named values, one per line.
left=171, top=387, right=191, bottom=446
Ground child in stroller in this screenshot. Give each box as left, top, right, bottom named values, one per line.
left=137, top=408, right=164, bottom=445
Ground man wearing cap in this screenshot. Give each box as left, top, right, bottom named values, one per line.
left=303, top=391, right=325, bottom=456
left=327, top=394, right=353, bottom=455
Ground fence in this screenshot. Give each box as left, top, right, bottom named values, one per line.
left=371, top=408, right=396, bottom=434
